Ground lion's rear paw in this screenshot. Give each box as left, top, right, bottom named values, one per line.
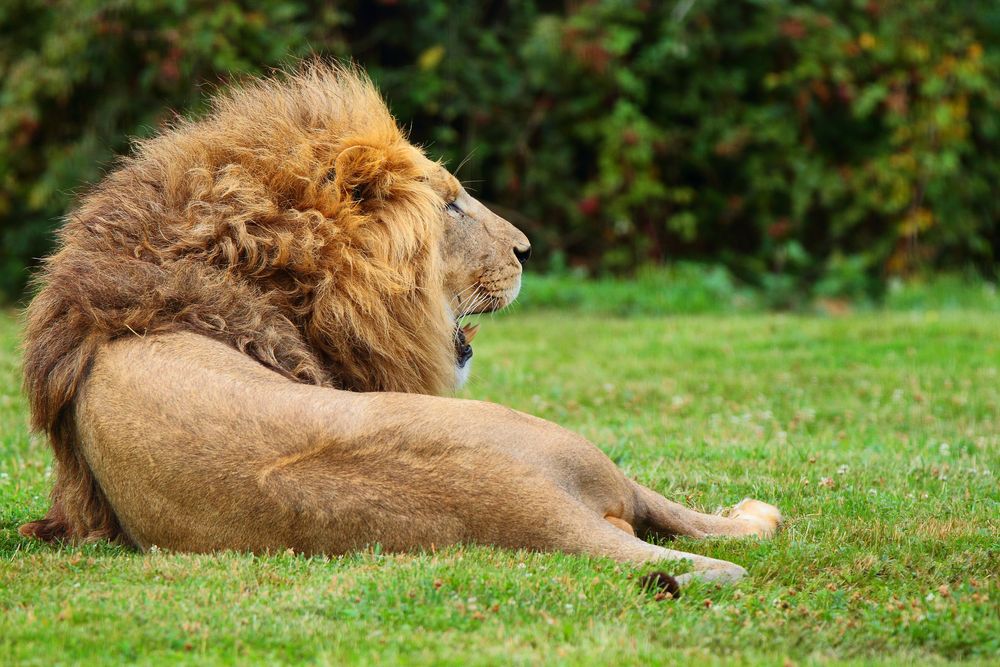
left=728, top=498, right=782, bottom=538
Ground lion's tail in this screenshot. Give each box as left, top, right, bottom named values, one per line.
left=20, top=248, right=328, bottom=543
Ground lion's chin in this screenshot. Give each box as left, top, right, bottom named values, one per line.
left=455, top=356, right=472, bottom=389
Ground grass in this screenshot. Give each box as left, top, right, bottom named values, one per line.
left=518, top=267, right=1000, bottom=316
left=1, top=296, right=998, bottom=665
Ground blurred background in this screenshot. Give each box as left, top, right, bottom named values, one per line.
left=1, top=0, right=997, bottom=309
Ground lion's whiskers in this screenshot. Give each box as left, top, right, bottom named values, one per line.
left=461, top=289, right=487, bottom=320
left=452, top=283, right=481, bottom=316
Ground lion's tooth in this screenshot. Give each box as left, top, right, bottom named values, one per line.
left=461, top=323, right=479, bottom=342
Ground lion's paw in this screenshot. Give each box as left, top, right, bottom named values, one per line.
left=729, top=498, right=782, bottom=538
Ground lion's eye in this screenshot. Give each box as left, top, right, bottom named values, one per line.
left=446, top=201, right=461, bottom=215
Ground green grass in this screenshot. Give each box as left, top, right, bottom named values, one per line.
left=1, top=303, right=998, bottom=665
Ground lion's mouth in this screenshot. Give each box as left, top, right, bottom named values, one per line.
left=454, top=322, right=478, bottom=369
left=452, top=280, right=520, bottom=369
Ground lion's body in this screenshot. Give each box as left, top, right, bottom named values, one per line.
left=21, top=65, right=779, bottom=586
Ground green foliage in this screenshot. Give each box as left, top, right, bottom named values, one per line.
left=2, top=1, right=998, bottom=302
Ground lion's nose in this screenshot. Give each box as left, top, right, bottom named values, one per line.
left=513, top=244, right=531, bottom=265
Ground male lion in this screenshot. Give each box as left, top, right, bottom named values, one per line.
left=20, top=65, right=780, bottom=589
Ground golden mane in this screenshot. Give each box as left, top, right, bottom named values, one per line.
left=21, top=63, right=456, bottom=543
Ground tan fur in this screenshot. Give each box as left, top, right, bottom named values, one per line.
left=20, top=64, right=780, bottom=586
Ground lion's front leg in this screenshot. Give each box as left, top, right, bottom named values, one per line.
left=631, top=482, right=782, bottom=540
left=728, top=498, right=783, bottom=537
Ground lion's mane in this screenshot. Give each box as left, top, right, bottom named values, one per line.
left=21, top=64, right=456, bottom=544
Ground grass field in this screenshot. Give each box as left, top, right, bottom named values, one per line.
left=1, top=304, right=997, bottom=665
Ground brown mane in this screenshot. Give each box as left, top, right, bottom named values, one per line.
left=21, top=64, right=456, bottom=544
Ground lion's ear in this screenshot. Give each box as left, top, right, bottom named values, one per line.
left=331, top=144, right=392, bottom=204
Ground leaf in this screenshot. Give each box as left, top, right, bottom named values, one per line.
left=418, top=45, right=446, bottom=71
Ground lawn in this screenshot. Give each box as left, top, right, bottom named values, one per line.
left=1, top=304, right=997, bottom=665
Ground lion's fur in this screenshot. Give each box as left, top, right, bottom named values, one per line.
left=21, top=64, right=459, bottom=544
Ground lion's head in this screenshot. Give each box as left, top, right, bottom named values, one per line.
left=421, top=164, right=531, bottom=387
left=229, top=65, right=532, bottom=393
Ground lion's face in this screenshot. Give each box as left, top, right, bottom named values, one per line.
left=424, top=167, right=530, bottom=386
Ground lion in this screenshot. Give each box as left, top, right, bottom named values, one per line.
left=19, top=64, right=780, bottom=589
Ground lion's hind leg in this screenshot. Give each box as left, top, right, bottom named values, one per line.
left=604, top=514, right=635, bottom=536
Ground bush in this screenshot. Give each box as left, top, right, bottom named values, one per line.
left=1, top=0, right=997, bottom=302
